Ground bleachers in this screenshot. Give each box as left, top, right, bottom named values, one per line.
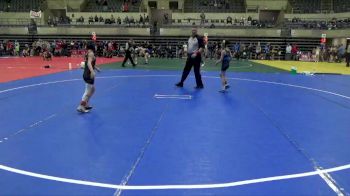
left=83, top=0, right=141, bottom=12
left=0, top=34, right=322, bottom=56
left=289, top=0, right=321, bottom=13
left=184, top=0, right=245, bottom=13
left=333, top=0, right=350, bottom=12
left=0, top=0, right=44, bottom=12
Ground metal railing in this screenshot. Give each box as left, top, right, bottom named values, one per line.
left=0, top=18, right=43, bottom=25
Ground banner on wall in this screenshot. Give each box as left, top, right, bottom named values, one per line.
left=91, top=32, right=97, bottom=42
left=321, top=33, right=327, bottom=43
left=30, top=10, right=42, bottom=18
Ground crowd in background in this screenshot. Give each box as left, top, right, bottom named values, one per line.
left=1, top=39, right=349, bottom=65
left=289, top=17, right=350, bottom=29
left=48, top=14, right=149, bottom=26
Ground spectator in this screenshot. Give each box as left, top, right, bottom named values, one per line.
left=14, top=40, right=20, bottom=56
left=337, top=44, right=345, bottom=63
left=255, top=42, right=262, bottom=59
left=247, top=43, right=253, bottom=59
left=117, top=16, right=121, bottom=24
left=227, top=16, right=232, bottom=24
left=130, top=16, right=135, bottom=24
left=291, top=44, right=298, bottom=61
left=248, top=16, right=252, bottom=22
left=139, top=14, right=144, bottom=24
left=94, top=15, right=98, bottom=22
left=164, top=13, right=169, bottom=24
left=285, top=43, right=292, bottom=60
left=110, top=15, right=115, bottom=24
left=346, top=44, right=350, bottom=67
left=125, top=16, right=129, bottom=25
left=99, top=15, right=104, bottom=22
left=200, top=11, right=205, bottom=25
left=89, top=16, right=94, bottom=24
left=0, top=41, right=4, bottom=56
left=315, top=46, right=320, bottom=62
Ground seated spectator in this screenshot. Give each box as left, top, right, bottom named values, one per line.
left=139, top=14, right=144, bottom=24
left=227, top=16, right=232, bottom=24
left=110, top=15, right=115, bottom=24
left=248, top=16, right=252, bottom=22
left=125, top=16, right=129, bottom=24
left=78, top=16, right=84, bottom=23
left=99, top=15, right=104, bottom=22
left=130, top=16, right=135, bottom=24
left=89, top=16, right=94, bottom=24
left=117, top=16, right=122, bottom=24
left=94, top=15, right=98, bottom=22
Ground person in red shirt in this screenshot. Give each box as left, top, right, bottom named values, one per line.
left=7, top=40, right=14, bottom=56
left=291, top=44, right=298, bottom=61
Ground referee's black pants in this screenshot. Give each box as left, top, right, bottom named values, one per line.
left=122, top=50, right=135, bottom=66
left=346, top=53, right=350, bottom=67
left=179, top=54, right=203, bottom=87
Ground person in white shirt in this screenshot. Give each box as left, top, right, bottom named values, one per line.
left=176, top=28, right=205, bottom=89
left=285, top=43, right=292, bottom=60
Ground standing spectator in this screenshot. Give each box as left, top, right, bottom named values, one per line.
left=315, top=46, right=320, bottom=62
left=14, top=40, right=20, bottom=56
left=0, top=41, right=4, bottom=56
left=285, top=43, right=292, bottom=60
left=255, top=42, right=261, bottom=60
left=276, top=45, right=282, bottom=60
left=6, top=40, right=14, bottom=56
left=346, top=43, right=350, bottom=67
left=200, top=11, right=205, bottom=25
left=247, top=43, right=253, bottom=59
left=234, top=42, right=240, bottom=60
left=337, top=44, right=345, bottom=63
left=164, top=13, right=169, bottom=24
left=291, top=44, right=298, bottom=61
left=264, top=43, right=271, bottom=60
left=139, top=14, right=144, bottom=24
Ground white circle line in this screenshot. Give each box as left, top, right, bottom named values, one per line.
left=0, top=164, right=349, bottom=190
left=0, top=74, right=349, bottom=190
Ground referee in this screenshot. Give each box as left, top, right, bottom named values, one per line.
left=122, top=38, right=136, bottom=67
left=176, top=28, right=204, bottom=89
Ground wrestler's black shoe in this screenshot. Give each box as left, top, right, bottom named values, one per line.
left=175, top=82, right=183, bottom=87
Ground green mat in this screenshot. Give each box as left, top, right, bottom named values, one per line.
left=102, top=58, right=287, bottom=73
